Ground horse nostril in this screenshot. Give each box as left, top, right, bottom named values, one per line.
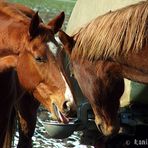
left=62, top=101, right=71, bottom=113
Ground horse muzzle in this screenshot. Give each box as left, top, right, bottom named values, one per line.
left=97, top=123, right=120, bottom=136
left=52, top=102, right=69, bottom=123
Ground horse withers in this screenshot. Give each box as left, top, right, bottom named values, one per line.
left=59, top=1, right=148, bottom=136
left=0, top=2, right=76, bottom=147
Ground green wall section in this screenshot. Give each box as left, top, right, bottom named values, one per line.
left=130, top=82, right=148, bottom=104
left=8, top=0, right=76, bottom=25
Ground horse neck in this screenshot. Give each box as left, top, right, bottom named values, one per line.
left=0, top=22, right=28, bottom=57
left=0, top=5, right=30, bottom=57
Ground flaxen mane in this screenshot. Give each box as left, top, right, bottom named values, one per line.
left=72, top=1, right=148, bottom=61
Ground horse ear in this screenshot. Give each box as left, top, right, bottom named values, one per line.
left=29, top=11, right=40, bottom=39
left=48, top=12, right=65, bottom=34
left=58, top=30, right=74, bottom=56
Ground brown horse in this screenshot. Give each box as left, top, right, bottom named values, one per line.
left=3, top=3, right=42, bottom=148
left=59, top=1, right=148, bottom=136
left=0, top=2, right=75, bottom=148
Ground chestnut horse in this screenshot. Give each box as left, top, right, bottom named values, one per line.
left=0, top=2, right=75, bottom=148
left=59, top=1, right=148, bottom=136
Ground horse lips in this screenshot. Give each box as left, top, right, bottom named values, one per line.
left=52, top=103, right=69, bottom=124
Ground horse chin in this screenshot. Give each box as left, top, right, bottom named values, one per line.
left=95, top=115, right=120, bottom=136
left=52, top=102, right=69, bottom=124
left=100, top=125, right=119, bottom=136
left=97, top=121, right=120, bottom=136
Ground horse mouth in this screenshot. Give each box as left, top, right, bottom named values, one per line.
left=52, top=103, right=69, bottom=124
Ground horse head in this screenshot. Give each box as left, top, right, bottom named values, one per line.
left=16, top=12, right=76, bottom=123
left=59, top=30, right=124, bottom=135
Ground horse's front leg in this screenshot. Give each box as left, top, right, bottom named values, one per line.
left=15, top=93, right=40, bottom=148
left=0, top=106, right=15, bottom=148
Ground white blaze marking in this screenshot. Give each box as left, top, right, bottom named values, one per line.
left=47, top=41, right=58, bottom=56
left=47, top=37, right=61, bottom=56
left=60, top=72, right=74, bottom=103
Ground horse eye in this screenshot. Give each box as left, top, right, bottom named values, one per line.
left=35, top=56, right=47, bottom=63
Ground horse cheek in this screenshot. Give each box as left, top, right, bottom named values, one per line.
left=17, top=54, right=42, bottom=91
